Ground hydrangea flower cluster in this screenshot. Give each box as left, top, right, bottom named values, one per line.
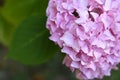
left=46, top=0, right=120, bottom=79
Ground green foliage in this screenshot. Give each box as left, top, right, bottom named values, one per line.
left=9, top=16, right=59, bottom=65
left=0, top=0, right=48, bottom=25
left=0, top=0, right=59, bottom=65
left=0, top=0, right=48, bottom=45
left=0, top=15, right=15, bottom=46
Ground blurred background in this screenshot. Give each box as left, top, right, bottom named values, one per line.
left=0, top=43, right=77, bottom=80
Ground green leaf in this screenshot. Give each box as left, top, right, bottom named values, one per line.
left=0, top=0, right=48, bottom=26
left=9, top=16, right=59, bottom=65
left=0, top=15, right=15, bottom=46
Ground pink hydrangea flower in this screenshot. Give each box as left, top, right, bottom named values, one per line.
left=46, top=0, right=120, bottom=79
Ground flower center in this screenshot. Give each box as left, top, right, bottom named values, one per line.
left=91, top=8, right=103, bottom=15
left=72, top=10, right=80, bottom=18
